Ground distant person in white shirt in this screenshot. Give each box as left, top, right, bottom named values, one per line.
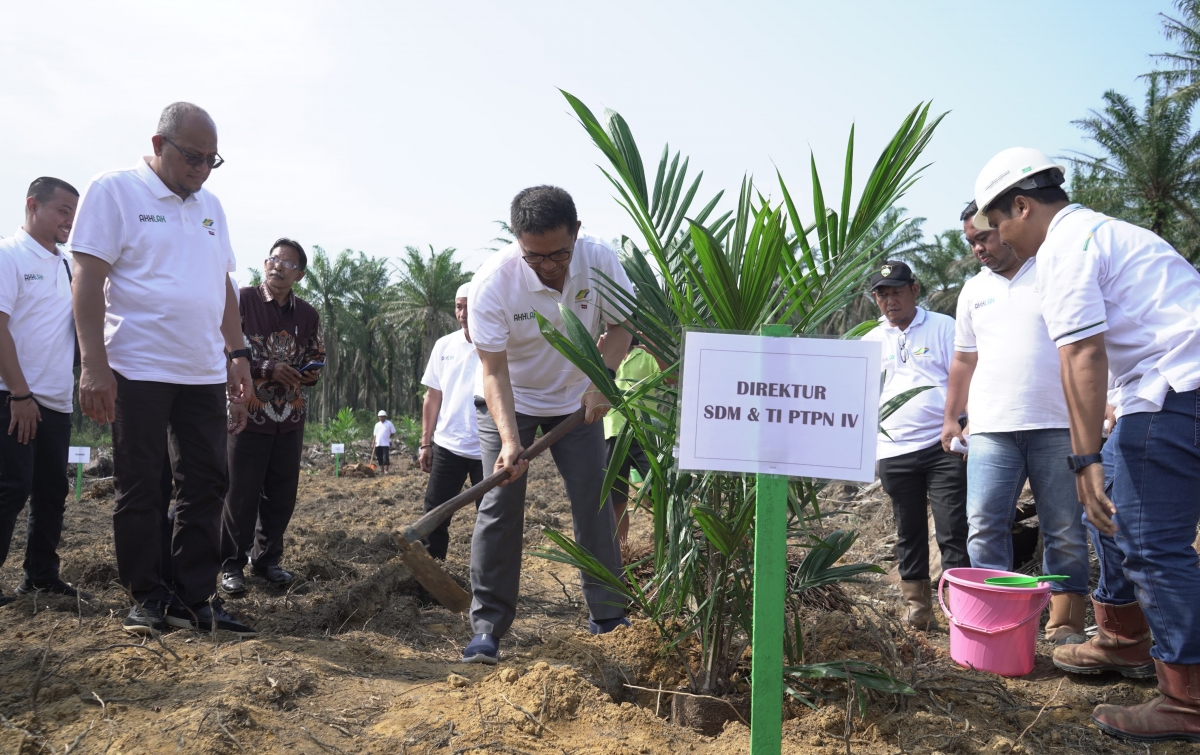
left=70, top=102, right=255, bottom=637
left=417, top=282, right=482, bottom=560
left=974, top=147, right=1200, bottom=743
left=941, top=200, right=1090, bottom=646
left=862, top=260, right=969, bottom=629
left=0, top=178, right=81, bottom=607
left=462, top=185, right=635, bottom=664
left=373, top=411, right=397, bottom=474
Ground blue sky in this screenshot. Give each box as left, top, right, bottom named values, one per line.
left=0, top=1, right=1179, bottom=283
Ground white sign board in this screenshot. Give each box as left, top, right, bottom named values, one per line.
left=68, top=446, right=91, bottom=464
left=677, top=331, right=882, bottom=482
left=330, top=443, right=345, bottom=454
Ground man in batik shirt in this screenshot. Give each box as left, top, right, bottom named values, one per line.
left=219, top=238, right=323, bottom=595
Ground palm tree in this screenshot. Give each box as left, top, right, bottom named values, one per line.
left=300, top=246, right=355, bottom=422
left=484, top=220, right=515, bottom=252
left=1154, top=1, right=1200, bottom=100
left=1069, top=74, right=1200, bottom=261
left=386, top=246, right=472, bottom=407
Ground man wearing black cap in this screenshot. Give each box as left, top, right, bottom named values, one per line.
left=862, top=260, right=969, bottom=629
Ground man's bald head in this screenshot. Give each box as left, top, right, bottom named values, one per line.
left=150, top=102, right=219, bottom=198
left=157, top=102, right=214, bottom=139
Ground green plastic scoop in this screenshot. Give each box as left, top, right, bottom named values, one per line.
left=984, top=575, right=1069, bottom=588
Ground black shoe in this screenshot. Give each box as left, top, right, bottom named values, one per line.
left=123, top=601, right=166, bottom=635
left=221, top=570, right=247, bottom=596
left=16, top=577, right=90, bottom=600
left=0, top=592, right=14, bottom=608
left=252, top=564, right=294, bottom=586
left=165, top=599, right=256, bottom=637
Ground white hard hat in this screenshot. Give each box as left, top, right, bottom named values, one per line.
left=378, top=410, right=387, bottom=417
left=972, top=147, right=1066, bottom=230
left=455, top=282, right=471, bottom=299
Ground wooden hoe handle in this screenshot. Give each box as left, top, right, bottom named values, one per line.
left=401, top=407, right=586, bottom=543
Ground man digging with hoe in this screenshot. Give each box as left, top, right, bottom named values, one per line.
left=461, top=185, right=635, bottom=664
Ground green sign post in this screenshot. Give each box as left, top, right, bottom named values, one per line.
left=749, top=323, right=790, bottom=755
left=68, top=446, right=91, bottom=502
left=332, top=443, right=344, bottom=477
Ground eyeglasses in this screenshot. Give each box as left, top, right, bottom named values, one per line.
left=520, top=247, right=573, bottom=265
left=160, top=135, right=224, bottom=169
left=897, top=332, right=910, bottom=363
left=265, top=257, right=302, bottom=272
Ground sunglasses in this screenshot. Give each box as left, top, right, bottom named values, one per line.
left=160, top=135, right=224, bottom=169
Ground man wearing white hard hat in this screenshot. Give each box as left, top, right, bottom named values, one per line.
left=372, top=410, right=397, bottom=475
left=974, top=147, right=1200, bottom=743
left=417, top=282, right=482, bottom=560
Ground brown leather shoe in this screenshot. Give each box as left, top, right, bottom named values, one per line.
left=1091, top=660, right=1200, bottom=743
left=900, top=579, right=935, bottom=630
left=1053, top=598, right=1155, bottom=678
left=1044, top=592, right=1087, bottom=645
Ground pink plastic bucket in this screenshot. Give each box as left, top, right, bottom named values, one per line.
left=937, top=568, right=1050, bottom=677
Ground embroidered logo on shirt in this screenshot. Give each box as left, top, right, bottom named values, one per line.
left=203, top=218, right=216, bottom=235
left=139, top=214, right=167, bottom=223
left=23, top=273, right=44, bottom=281
left=574, top=289, right=591, bottom=301
left=513, top=311, right=537, bottom=322
left=973, top=297, right=996, bottom=310
left=912, top=347, right=930, bottom=356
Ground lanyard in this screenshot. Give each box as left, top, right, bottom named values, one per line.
left=1046, top=203, right=1085, bottom=237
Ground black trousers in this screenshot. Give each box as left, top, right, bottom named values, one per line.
left=111, top=373, right=227, bottom=607
left=877, top=441, right=970, bottom=581
left=0, top=399, right=71, bottom=584
left=421, top=443, right=483, bottom=560
left=221, top=429, right=303, bottom=572
left=605, top=436, right=650, bottom=509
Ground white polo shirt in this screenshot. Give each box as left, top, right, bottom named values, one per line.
left=468, top=235, right=635, bottom=416
left=1036, top=204, right=1200, bottom=417
left=68, top=158, right=236, bottom=384
left=0, top=229, right=75, bottom=413
left=862, top=307, right=957, bottom=459
left=421, top=329, right=481, bottom=459
left=954, top=260, right=1069, bottom=433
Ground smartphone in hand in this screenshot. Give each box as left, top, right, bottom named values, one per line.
left=298, top=361, right=324, bottom=373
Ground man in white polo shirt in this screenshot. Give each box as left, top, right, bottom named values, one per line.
left=0, top=178, right=80, bottom=607
left=462, top=185, right=634, bottom=664
left=975, top=147, right=1200, bottom=742
left=70, top=102, right=255, bottom=637
left=417, top=281, right=482, bottom=561
left=941, top=200, right=1090, bottom=645
left=862, top=260, right=969, bottom=629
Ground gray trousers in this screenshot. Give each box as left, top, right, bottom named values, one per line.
left=471, top=404, right=627, bottom=637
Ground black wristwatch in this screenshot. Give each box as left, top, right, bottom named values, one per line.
left=228, top=348, right=252, bottom=362
left=1066, top=453, right=1103, bottom=473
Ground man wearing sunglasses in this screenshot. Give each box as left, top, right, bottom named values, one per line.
left=219, top=239, right=323, bottom=596
left=69, top=102, right=255, bottom=637
left=862, top=260, right=969, bottom=629
left=461, top=185, right=635, bottom=664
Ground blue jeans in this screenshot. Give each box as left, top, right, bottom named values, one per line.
left=966, top=429, right=1090, bottom=595
left=1089, top=389, right=1200, bottom=665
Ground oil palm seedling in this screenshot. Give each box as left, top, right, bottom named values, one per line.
left=533, top=90, right=941, bottom=705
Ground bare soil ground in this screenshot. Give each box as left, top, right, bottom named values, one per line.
left=0, top=453, right=1192, bottom=754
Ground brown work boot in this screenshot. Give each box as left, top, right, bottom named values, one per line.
left=900, top=579, right=935, bottom=630
left=1091, top=660, right=1200, bottom=743
left=1053, top=598, right=1155, bottom=678
left=1044, top=592, right=1087, bottom=645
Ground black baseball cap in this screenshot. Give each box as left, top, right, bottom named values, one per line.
left=869, top=260, right=915, bottom=290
